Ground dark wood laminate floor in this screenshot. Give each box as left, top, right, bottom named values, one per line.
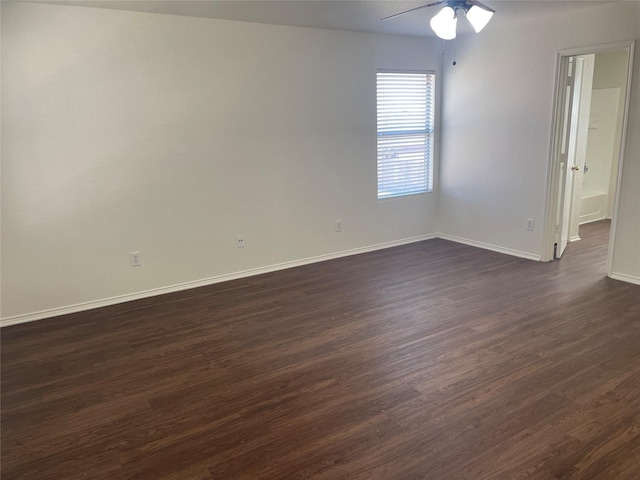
left=2, top=221, right=639, bottom=479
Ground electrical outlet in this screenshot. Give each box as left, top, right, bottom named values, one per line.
left=129, top=251, right=142, bottom=267
left=526, top=218, right=535, bottom=231
left=335, top=220, right=342, bottom=232
left=236, top=235, right=245, bottom=248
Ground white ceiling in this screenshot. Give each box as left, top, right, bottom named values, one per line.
left=26, top=0, right=617, bottom=37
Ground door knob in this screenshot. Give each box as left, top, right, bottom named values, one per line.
left=571, top=165, right=580, bottom=171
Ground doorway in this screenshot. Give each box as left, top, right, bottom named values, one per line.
left=544, top=41, right=635, bottom=273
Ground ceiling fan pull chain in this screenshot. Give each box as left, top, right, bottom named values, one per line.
left=453, top=36, right=457, bottom=65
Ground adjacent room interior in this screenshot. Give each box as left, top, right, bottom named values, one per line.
left=1, top=1, right=639, bottom=478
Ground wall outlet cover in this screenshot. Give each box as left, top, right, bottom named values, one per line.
left=130, top=251, right=142, bottom=266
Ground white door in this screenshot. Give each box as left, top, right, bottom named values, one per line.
left=568, top=54, right=595, bottom=240
left=556, top=56, right=587, bottom=258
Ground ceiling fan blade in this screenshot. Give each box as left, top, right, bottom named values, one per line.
left=381, top=1, right=445, bottom=21
left=468, top=0, right=495, bottom=13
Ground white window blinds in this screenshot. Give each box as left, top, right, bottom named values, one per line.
left=377, top=71, right=435, bottom=199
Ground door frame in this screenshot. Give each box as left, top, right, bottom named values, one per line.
left=542, top=40, right=635, bottom=273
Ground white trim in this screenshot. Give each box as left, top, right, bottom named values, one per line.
left=606, top=41, right=635, bottom=277
left=12, top=229, right=638, bottom=328
left=1, top=234, right=437, bottom=327
left=569, top=235, right=581, bottom=243
left=558, top=41, right=636, bottom=58
left=436, top=234, right=541, bottom=261
left=542, top=50, right=567, bottom=262
left=608, top=272, right=640, bottom=286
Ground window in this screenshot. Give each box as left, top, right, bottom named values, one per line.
left=377, top=71, right=435, bottom=199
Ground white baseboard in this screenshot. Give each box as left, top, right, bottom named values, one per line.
left=436, top=233, right=542, bottom=262
left=1, top=234, right=437, bottom=328
left=569, top=235, right=581, bottom=243
left=20, top=232, right=630, bottom=329
left=579, top=214, right=605, bottom=225
left=608, top=272, right=640, bottom=286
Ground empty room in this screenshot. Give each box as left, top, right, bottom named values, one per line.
left=1, top=1, right=639, bottom=478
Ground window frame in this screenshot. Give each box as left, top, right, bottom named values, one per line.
left=376, top=69, right=435, bottom=200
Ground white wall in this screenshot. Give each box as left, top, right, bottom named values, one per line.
left=591, top=50, right=630, bottom=219
left=439, top=2, right=640, bottom=279
left=3, top=2, right=639, bottom=323
left=1, top=2, right=442, bottom=321
left=582, top=87, right=619, bottom=221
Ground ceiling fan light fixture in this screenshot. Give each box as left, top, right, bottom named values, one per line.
left=430, top=6, right=457, bottom=40
left=466, top=4, right=494, bottom=33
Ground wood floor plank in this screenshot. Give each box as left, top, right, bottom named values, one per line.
left=2, top=220, right=639, bottom=479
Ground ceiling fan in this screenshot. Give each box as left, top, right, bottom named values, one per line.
left=382, top=0, right=495, bottom=40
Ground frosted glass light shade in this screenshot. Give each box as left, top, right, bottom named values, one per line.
left=430, top=6, right=457, bottom=40
left=466, top=5, right=494, bottom=33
